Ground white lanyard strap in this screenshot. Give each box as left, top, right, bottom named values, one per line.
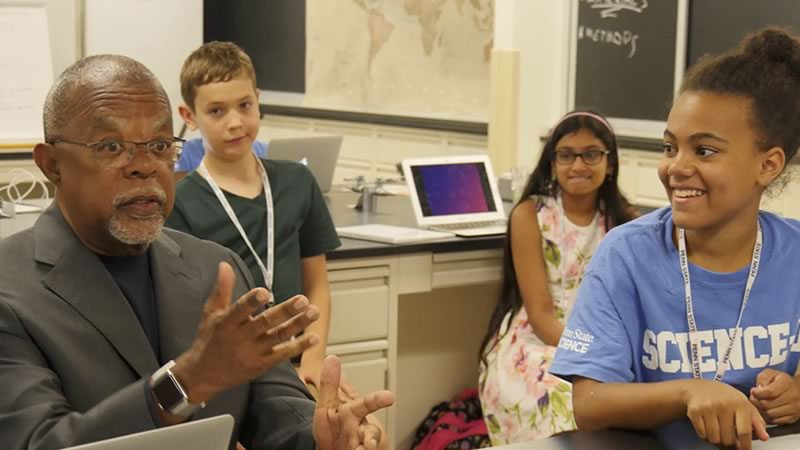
left=679, top=221, right=762, bottom=381
left=198, top=156, right=275, bottom=305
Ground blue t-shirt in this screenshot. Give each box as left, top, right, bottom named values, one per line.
left=550, top=207, right=800, bottom=394
left=174, top=137, right=268, bottom=173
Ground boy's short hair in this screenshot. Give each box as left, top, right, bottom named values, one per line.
left=180, top=41, right=258, bottom=109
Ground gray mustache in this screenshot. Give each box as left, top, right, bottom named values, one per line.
left=112, top=187, right=167, bottom=208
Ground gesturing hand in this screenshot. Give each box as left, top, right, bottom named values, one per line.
left=172, top=262, right=321, bottom=404
left=313, top=355, right=395, bottom=450
left=685, top=379, right=769, bottom=450
left=750, top=368, right=800, bottom=425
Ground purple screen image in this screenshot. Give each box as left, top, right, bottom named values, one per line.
left=411, top=163, right=496, bottom=216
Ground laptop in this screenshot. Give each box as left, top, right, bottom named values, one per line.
left=63, top=415, right=234, bottom=450
left=402, top=155, right=507, bottom=237
left=337, top=224, right=454, bottom=244
left=267, top=136, right=342, bottom=192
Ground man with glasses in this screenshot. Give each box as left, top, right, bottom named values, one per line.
left=0, top=54, right=392, bottom=450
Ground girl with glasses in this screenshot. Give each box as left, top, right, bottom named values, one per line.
left=478, top=109, right=637, bottom=445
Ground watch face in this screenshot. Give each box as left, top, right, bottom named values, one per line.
left=153, top=373, right=184, bottom=411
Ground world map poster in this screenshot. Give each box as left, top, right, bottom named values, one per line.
left=306, top=0, right=494, bottom=121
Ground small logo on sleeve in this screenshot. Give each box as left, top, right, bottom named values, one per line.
left=558, top=328, right=595, bottom=354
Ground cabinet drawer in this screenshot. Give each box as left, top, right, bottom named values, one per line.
left=329, top=277, right=389, bottom=344
left=431, top=250, right=502, bottom=288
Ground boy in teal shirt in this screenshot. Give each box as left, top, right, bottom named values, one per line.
left=166, top=41, right=341, bottom=390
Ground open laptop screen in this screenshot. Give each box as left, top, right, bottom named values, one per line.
left=410, top=162, right=498, bottom=217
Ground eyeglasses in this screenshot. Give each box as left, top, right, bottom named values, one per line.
left=48, top=137, right=185, bottom=169
left=553, top=149, right=609, bottom=166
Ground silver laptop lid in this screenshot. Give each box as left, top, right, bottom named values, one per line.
left=267, top=136, right=342, bottom=192
left=62, top=415, right=234, bottom=450
left=402, top=155, right=505, bottom=227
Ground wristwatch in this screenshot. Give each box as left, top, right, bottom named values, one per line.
left=150, top=360, right=206, bottom=418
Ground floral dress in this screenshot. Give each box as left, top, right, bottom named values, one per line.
left=479, top=195, right=606, bottom=445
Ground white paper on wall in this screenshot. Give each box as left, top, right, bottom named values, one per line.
left=0, top=5, right=53, bottom=144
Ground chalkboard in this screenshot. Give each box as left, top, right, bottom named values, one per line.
left=204, top=0, right=305, bottom=94
left=688, top=0, right=800, bottom=68
left=573, top=0, right=680, bottom=123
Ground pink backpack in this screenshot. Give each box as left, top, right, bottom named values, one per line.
left=411, top=388, right=491, bottom=450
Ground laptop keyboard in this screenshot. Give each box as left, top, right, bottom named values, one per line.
left=433, top=220, right=507, bottom=230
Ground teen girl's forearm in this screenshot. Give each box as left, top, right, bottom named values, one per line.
left=572, top=377, right=692, bottom=430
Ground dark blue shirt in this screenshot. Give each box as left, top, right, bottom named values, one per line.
left=99, top=251, right=160, bottom=361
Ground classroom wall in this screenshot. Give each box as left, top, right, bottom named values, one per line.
left=262, top=0, right=800, bottom=218
left=83, top=0, right=202, bottom=134
left=4, top=0, right=800, bottom=219
left=0, top=0, right=201, bottom=183
left=496, top=0, right=572, bottom=169
left=0, top=0, right=79, bottom=154
left=264, top=0, right=573, bottom=186
left=493, top=0, right=800, bottom=216
left=0, top=0, right=201, bottom=149
left=12, top=0, right=80, bottom=78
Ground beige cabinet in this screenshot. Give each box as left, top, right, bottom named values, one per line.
left=328, top=266, right=390, bottom=345
left=326, top=251, right=503, bottom=449
left=326, top=260, right=397, bottom=440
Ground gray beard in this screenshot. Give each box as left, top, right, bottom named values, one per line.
left=107, top=214, right=164, bottom=246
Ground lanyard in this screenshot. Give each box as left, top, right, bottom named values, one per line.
left=679, top=221, right=762, bottom=381
left=198, top=156, right=275, bottom=306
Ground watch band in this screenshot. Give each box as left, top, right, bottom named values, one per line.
left=150, top=360, right=206, bottom=418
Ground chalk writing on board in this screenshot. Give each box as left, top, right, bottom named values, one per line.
left=581, top=0, right=649, bottom=19
left=578, top=26, right=639, bottom=58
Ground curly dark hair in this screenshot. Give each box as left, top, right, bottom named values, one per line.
left=681, top=27, right=800, bottom=179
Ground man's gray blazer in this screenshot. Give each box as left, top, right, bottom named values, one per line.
left=0, top=205, right=316, bottom=450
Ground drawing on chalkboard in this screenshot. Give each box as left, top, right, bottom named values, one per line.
left=582, top=0, right=648, bottom=19
left=569, top=0, right=686, bottom=135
